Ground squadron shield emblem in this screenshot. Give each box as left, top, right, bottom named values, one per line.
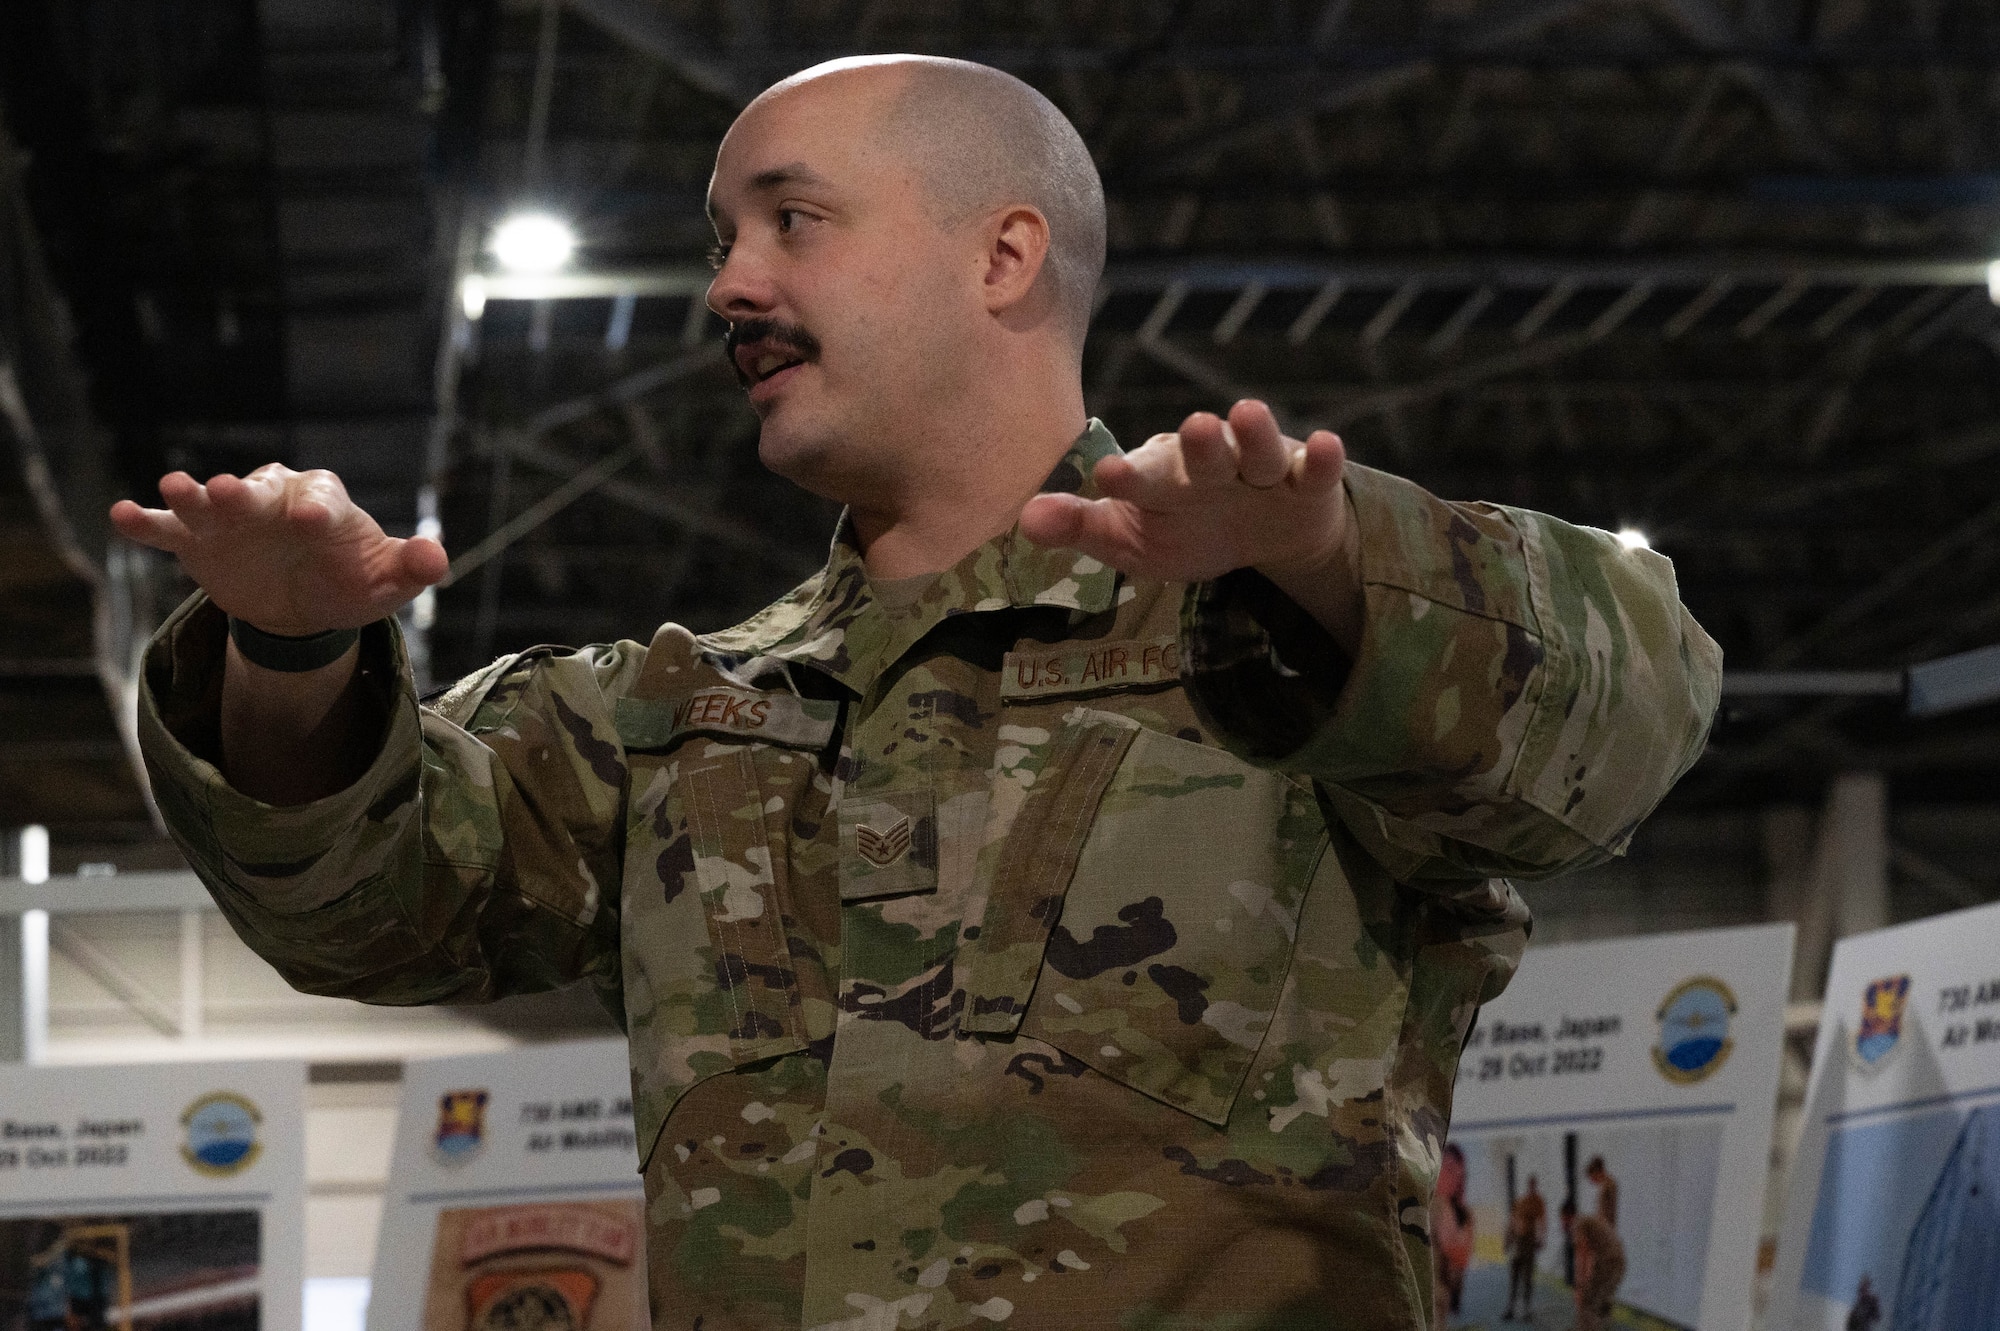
left=435, top=1089, right=490, bottom=1165
left=181, top=1092, right=262, bottom=1177
left=1652, top=977, right=1737, bottom=1084
left=1853, top=975, right=1912, bottom=1073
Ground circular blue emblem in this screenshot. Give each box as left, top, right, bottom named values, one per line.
left=181, top=1092, right=262, bottom=1176
left=1653, top=977, right=1737, bottom=1084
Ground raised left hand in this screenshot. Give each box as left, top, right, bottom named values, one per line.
left=1021, top=398, right=1347, bottom=582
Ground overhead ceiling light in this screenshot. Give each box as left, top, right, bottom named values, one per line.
left=1987, top=260, right=2000, bottom=306
left=1616, top=527, right=1651, bottom=551
left=491, top=213, right=576, bottom=274
left=19, top=824, right=48, bottom=884
left=459, top=275, right=487, bottom=320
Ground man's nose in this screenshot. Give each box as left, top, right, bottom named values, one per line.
left=706, top=250, right=774, bottom=321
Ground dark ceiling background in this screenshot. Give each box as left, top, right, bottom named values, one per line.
left=3, top=0, right=1999, bottom=860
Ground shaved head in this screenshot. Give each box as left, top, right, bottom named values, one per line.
left=708, top=55, right=1101, bottom=522
left=761, top=56, right=1107, bottom=349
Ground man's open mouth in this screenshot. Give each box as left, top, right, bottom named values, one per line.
left=725, top=319, right=821, bottom=391
left=739, top=347, right=806, bottom=384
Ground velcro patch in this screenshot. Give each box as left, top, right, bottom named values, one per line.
left=839, top=786, right=936, bottom=901
left=614, top=688, right=838, bottom=751
left=1001, top=637, right=1181, bottom=701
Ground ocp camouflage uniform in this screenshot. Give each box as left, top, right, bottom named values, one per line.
left=139, top=422, right=1720, bottom=1330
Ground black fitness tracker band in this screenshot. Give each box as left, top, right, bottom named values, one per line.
left=227, top=616, right=361, bottom=673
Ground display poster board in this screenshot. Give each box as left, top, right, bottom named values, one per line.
left=367, top=1038, right=645, bottom=1331
left=1438, top=923, right=1794, bottom=1331
left=1769, top=899, right=2000, bottom=1331
left=0, top=1059, right=307, bottom=1331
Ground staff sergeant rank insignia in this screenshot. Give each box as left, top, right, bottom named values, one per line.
left=855, top=817, right=913, bottom=868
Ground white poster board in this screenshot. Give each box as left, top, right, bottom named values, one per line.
left=366, top=1038, right=644, bottom=1331
left=0, top=1059, right=307, bottom=1331
left=1770, top=899, right=2000, bottom=1331
left=1441, top=923, right=1793, bottom=1331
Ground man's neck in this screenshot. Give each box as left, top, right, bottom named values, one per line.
left=851, top=381, right=1088, bottom=580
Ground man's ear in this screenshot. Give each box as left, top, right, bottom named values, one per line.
left=981, top=205, right=1052, bottom=318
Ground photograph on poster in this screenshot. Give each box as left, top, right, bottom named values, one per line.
left=1442, top=1114, right=1725, bottom=1331
left=0, top=1211, right=261, bottom=1331
left=1794, top=1098, right=2000, bottom=1331
left=419, top=1201, right=644, bottom=1331
left=367, top=1040, right=644, bottom=1331
left=1767, top=903, right=2000, bottom=1331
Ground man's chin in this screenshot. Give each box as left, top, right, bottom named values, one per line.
left=755, top=416, right=851, bottom=498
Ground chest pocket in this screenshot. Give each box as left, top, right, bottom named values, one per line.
left=999, top=711, right=1327, bottom=1126
left=613, top=691, right=837, bottom=1166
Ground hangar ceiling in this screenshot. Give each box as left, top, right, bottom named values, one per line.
left=3, top=0, right=1999, bottom=854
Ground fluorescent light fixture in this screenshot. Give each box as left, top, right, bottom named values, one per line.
left=20, top=824, right=48, bottom=884
left=1616, top=527, right=1651, bottom=551
left=460, top=274, right=487, bottom=320
left=490, top=213, right=577, bottom=274
left=1908, top=641, right=2000, bottom=717
left=1989, top=260, right=2000, bottom=306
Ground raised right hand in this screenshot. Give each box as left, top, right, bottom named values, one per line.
left=110, top=465, right=448, bottom=636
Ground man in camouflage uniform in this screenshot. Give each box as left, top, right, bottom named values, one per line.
left=116, top=55, right=1719, bottom=1331
left=1567, top=1206, right=1627, bottom=1331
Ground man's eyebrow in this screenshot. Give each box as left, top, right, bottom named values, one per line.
left=749, top=163, right=831, bottom=191
left=707, top=163, right=831, bottom=221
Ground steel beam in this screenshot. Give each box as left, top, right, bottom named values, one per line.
left=441, top=443, right=644, bottom=587
left=1765, top=494, right=2000, bottom=668
left=495, top=433, right=819, bottom=575
left=0, top=872, right=216, bottom=916
left=562, top=0, right=755, bottom=105
left=1720, top=671, right=1903, bottom=697
left=466, top=258, right=1995, bottom=304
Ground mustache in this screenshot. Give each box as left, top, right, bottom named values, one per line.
left=724, top=318, right=821, bottom=387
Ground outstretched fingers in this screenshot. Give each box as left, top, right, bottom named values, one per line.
left=352, top=534, right=449, bottom=609
left=157, top=471, right=215, bottom=529
left=1018, top=493, right=1143, bottom=566
left=108, top=499, right=192, bottom=553
left=285, top=469, right=351, bottom=532
left=1229, top=400, right=1292, bottom=488
left=397, top=535, right=450, bottom=589
left=1296, top=429, right=1346, bottom=492
left=202, top=471, right=268, bottom=520
left=1176, top=412, right=1240, bottom=488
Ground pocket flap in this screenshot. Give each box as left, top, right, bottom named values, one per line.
left=1019, top=724, right=1324, bottom=1125
left=679, top=748, right=809, bottom=1056
left=622, top=744, right=813, bottom=1172
left=959, top=714, right=1139, bottom=1034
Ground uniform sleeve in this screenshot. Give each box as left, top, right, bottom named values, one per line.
left=1180, top=463, right=1722, bottom=888
left=136, top=592, right=645, bottom=1015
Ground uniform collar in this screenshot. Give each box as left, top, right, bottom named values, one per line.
left=703, top=419, right=1125, bottom=696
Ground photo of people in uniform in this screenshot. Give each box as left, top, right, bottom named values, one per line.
left=421, top=1201, right=646, bottom=1331
left=1794, top=1103, right=2000, bottom=1331
left=0, top=1212, right=260, bottom=1331
left=1440, top=1120, right=1721, bottom=1330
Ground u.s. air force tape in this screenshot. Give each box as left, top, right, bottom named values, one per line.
left=613, top=688, right=839, bottom=751
left=1000, top=636, right=1180, bottom=701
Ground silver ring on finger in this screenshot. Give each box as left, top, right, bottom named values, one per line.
left=1238, top=454, right=1296, bottom=490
